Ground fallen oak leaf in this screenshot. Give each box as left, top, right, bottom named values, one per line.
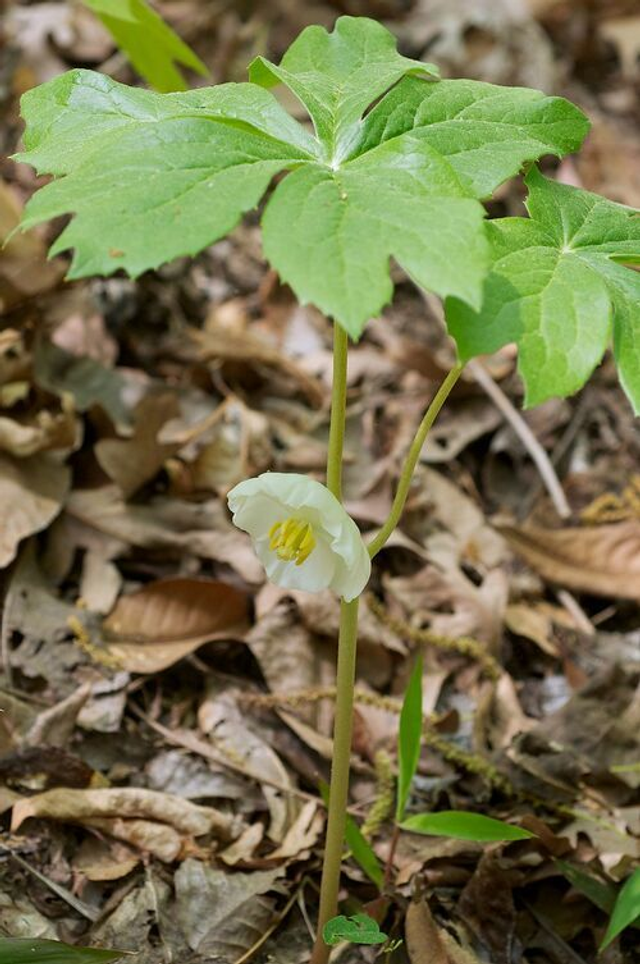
left=497, top=520, right=640, bottom=600
left=102, top=577, right=250, bottom=673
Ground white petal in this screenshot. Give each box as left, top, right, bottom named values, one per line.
left=255, top=535, right=336, bottom=593
left=227, top=472, right=371, bottom=599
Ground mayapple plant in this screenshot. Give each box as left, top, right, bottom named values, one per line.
left=13, top=15, right=640, bottom=962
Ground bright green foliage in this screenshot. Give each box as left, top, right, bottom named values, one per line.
left=323, top=914, right=388, bottom=946
left=396, top=651, right=423, bottom=821
left=601, top=869, right=640, bottom=950
left=401, top=811, right=535, bottom=842
left=555, top=860, right=618, bottom=915
left=320, top=779, right=384, bottom=888
left=16, top=16, right=588, bottom=340
left=82, top=0, right=207, bottom=92
left=345, top=814, right=384, bottom=888
left=0, top=939, right=125, bottom=964
left=446, top=167, right=640, bottom=412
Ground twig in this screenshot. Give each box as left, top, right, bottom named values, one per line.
left=467, top=358, right=572, bottom=520
left=1, top=848, right=99, bottom=921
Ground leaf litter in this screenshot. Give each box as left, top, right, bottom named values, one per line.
left=0, top=1, right=639, bottom=963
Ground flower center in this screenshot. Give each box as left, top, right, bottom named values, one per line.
left=268, top=517, right=316, bottom=566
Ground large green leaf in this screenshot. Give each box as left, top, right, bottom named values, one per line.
left=354, top=76, right=589, bottom=198
left=249, top=16, right=437, bottom=163
left=16, top=17, right=589, bottom=339
left=601, top=869, right=640, bottom=950
left=82, top=0, right=208, bottom=93
left=396, top=650, right=423, bottom=822
left=401, top=811, right=534, bottom=842
left=446, top=167, right=640, bottom=412
left=0, top=939, right=125, bottom=964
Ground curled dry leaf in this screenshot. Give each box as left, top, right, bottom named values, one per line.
left=499, top=521, right=640, bottom=600
left=405, top=898, right=481, bottom=964
left=0, top=396, right=78, bottom=458
left=0, top=453, right=70, bottom=568
left=11, top=787, right=241, bottom=862
left=102, top=577, right=249, bottom=673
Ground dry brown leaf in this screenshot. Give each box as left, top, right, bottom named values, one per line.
left=174, top=860, right=285, bottom=957
left=74, top=837, right=140, bottom=881
left=600, top=15, right=640, bottom=76
left=0, top=453, right=70, bottom=568
left=0, top=180, right=63, bottom=312
left=102, top=577, right=249, bottom=672
left=505, top=603, right=560, bottom=656
left=192, top=324, right=324, bottom=406
left=11, top=787, right=240, bottom=861
left=11, top=786, right=234, bottom=836
left=499, top=521, right=640, bottom=599
left=199, top=684, right=300, bottom=842
left=66, top=485, right=265, bottom=581
left=96, top=392, right=181, bottom=498
left=0, top=395, right=78, bottom=458
left=405, top=898, right=480, bottom=964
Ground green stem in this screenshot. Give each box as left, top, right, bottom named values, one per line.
left=368, top=363, right=464, bottom=559
left=310, top=322, right=355, bottom=964
left=326, top=323, right=349, bottom=501
left=311, top=597, right=360, bottom=964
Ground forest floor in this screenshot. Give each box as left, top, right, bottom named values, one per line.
left=0, top=1, right=639, bottom=962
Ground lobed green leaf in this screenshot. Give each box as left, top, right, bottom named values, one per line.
left=446, top=167, right=640, bottom=412
left=15, top=17, right=591, bottom=340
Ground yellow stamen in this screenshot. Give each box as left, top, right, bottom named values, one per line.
left=268, top=516, right=316, bottom=566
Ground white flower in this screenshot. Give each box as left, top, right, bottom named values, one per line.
left=227, top=472, right=371, bottom=601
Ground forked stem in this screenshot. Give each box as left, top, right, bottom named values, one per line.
left=368, top=363, right=464, bottom=558
left=311, top=356, right=464, bottom=963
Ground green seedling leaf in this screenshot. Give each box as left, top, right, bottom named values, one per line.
left=319, top=780, right=384, bottom=889
left=15, top=17, right=589, bottom=340
left=601, top=868, right=640, bottom=951
left=345, top=814, right=384, bottom=889
left=0, top=938, right=126, bottom=964
left=401, top=810, right=535, bottom=842
left=446, top=166, right=640, bottom=412
left=555, top=860, right=619, bottom=915
left=82, top=0, right=208, bottom=92
left=323, top=913, right=388, bottom=946
left=396, top=650, right=423, bottom=822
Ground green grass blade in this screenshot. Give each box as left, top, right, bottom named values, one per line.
left=401, top=811, right=535, bottom=842
left=0, top=939, right=126, bottom=964
left=600, top=868, right=640, bottom=951
left=396, top=650, right=423, bottom=822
